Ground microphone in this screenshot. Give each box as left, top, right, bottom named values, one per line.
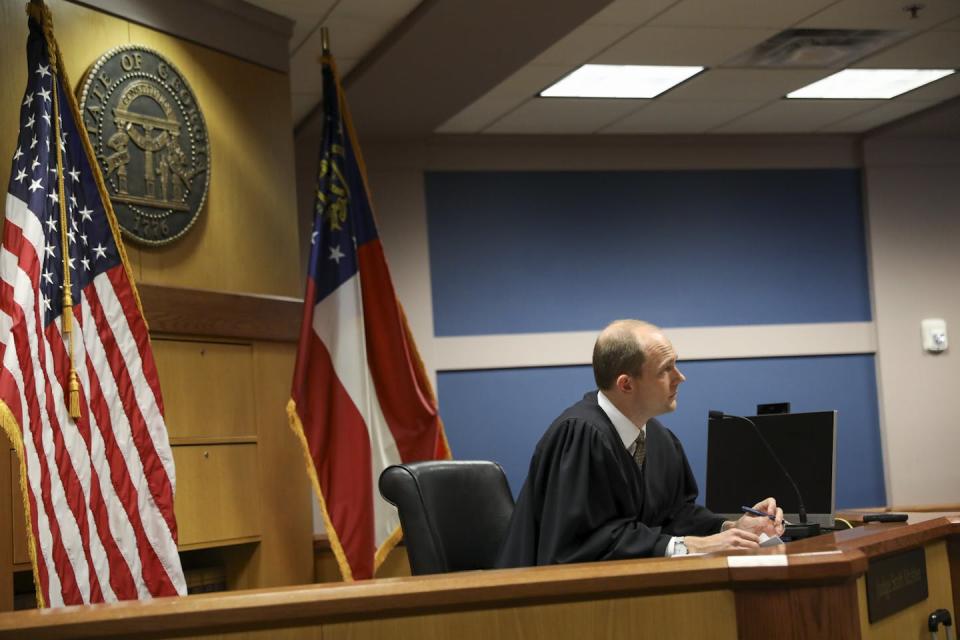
left=709, top=410, right=821, bottom=539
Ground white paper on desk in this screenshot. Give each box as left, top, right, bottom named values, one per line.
left=727, top=554, right=788, bottom=567
left=758, top=533, right=784, bottom=547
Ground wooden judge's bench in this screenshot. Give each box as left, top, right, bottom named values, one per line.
left=0, top=511, right=957, bottom=640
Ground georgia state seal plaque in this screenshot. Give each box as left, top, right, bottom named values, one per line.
left=78, top=46, right=210, bottom=245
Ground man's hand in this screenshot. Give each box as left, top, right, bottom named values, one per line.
left=684, top=528, right=760, bottom=553
left=731, top=497, right=784, bottom=537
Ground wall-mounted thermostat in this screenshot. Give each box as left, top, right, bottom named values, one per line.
left=921, top=318, right=948, bottom=353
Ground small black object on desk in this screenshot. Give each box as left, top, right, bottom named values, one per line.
left=863, top=512, right=909, bottom=523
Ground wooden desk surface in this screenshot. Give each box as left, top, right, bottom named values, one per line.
left=0, top=514, right=956, bottom=640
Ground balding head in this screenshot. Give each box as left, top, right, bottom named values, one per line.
left=592, top=320, right=658, bottom=390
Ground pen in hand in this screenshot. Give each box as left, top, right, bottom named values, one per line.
left=741, top=505, right=792, bottom=525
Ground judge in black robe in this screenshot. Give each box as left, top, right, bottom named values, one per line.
left=496, top=391, right=723, bottom=566
left=496, top=319, right=782, bottom=568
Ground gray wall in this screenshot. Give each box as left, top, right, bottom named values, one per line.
left=863, top=102, right=960, bottom=505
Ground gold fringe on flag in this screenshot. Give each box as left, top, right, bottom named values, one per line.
left=286, top=399, right=355, bottom=582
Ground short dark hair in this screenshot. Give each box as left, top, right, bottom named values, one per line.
left=592, top=320, right=650, bottom=389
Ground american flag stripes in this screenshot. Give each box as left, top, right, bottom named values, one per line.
left=288, top=52, right=451, bottom=581
left=0, top=7, right=185, bottom=606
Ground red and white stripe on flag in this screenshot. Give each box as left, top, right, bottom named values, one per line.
left=0, top=7, right=186, bottom=607
left=288, top=54, right=450, bottom=582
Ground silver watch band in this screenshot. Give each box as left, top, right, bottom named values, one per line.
left=674, top=537, right=688, bottom=556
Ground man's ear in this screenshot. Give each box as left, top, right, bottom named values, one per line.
left=615, top=373, right=633, bottom=393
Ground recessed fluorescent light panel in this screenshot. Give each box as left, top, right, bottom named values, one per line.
left=540, top=64, right=704, bottom=99
left=787, top=68, right=955, bottom=99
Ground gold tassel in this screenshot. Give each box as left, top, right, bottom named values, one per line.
left=69, top=370, right=80, bottom=419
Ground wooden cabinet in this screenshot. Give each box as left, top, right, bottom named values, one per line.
left=155, top=338, right=263, bottom=551
left=173, top=444, right=261, bottom=548
left=153, top=340, right=257, bottom=442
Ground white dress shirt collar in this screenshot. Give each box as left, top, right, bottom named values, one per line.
left=597, top=390, right=646, bottom=451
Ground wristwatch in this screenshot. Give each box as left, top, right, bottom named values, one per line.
left=674, top=537, right=688, bottom=556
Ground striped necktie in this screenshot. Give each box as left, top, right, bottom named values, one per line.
left=633, top=430, right=646, bottom=467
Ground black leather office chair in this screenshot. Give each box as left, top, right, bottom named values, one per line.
left=379, top=460, right=515, bottom=575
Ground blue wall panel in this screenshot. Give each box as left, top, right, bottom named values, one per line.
left=425, top=169, right=870, bottom=336
left=438, top=355, right=885, bottom=510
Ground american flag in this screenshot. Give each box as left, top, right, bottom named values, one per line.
left=0, top=9, right=185, bottom=606
left=288, top=52, right=451, bottom=581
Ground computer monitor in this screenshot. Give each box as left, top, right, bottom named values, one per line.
left=705, top=411, right=837, bottom=528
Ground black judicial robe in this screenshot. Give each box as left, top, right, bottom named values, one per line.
left=496, top=391, right=725, bottom=567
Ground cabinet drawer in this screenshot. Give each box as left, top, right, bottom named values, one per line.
left=173, top=444, right=261, bottom=547
left=152, top=340, right=257, bottom=441
left=10, top=450, right=29, bottom=566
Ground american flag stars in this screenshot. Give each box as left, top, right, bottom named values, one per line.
left=6, top=57, right=119, bottom=329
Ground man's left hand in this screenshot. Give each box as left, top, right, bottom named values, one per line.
left=732, top=497, right=784, bottom=537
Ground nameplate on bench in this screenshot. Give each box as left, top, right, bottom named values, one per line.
left=865, top=547, right=928, bottom=623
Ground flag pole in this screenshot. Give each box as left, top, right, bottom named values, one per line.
left=26, top=0, right=81, bottom=418
left=321, top=27, right=330, bottom=56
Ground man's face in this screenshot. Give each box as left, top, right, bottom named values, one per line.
left=629, top=332, right=686, bottom=419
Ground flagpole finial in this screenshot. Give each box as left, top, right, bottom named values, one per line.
left=321, top=27, right=330, bottom=56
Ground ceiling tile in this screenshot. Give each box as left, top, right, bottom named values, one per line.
left=853, top=30, right=960, bottom=67
left=798, top=0, right=960, bottom=30
left=818, top=100, right=938, bottom=132
left=895, top=71, right=960, bottom=100
left=592, top=26, right=778, bottom=66
left=289, top=17, right=328, bottom=53
left=713, top=98, right=883, bottom=132
left=309, top=14, right=389, bottom=59
left=600, top=100, right=762, bottom=132
left=484, top=98, right=644, bottom=133
left=271, top=0, right=960, bottom=136
left=435, top=65, right=572, bottom=133
left=243, top=0, right=338, bottom=51
left=330, top=0, right=421, bottom=23
left=530, top=24, right=637, bottom=66
left=586, top=0, right=681, bottom=27
left=245, top=0, right=336, bottom=14
left=493, top=65, right=573, bottom=98
left=289, top=15, right=384, bottom=94
left=661, top=68, right=831, bottom=101
left=435, top=97, right=527, bottom=133
left=648, top=0, right=838, bottom=29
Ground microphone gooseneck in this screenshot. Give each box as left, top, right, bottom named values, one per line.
left=707, top=409, right=807, bottom=525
